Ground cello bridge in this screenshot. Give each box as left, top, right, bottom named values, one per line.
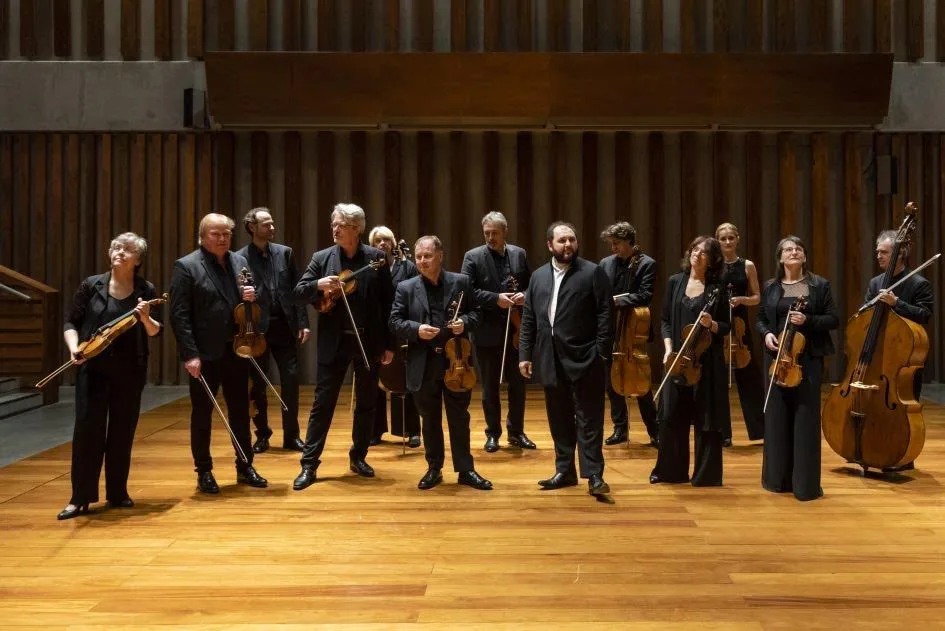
left=850, top=381, right=880, bottom=392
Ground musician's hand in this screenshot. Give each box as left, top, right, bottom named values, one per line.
left=418, top=324, right=440, bottom=341
left=730, top=296, right=743, bottom=308
left=448, top=319, right=465, bottom=335
left=70, top=349, right=86, bottom=366
left=135, top=298, right=151, bottom=320
left=765, top=333, right=779, bottom=351
left=698, top=312, right=714, bottom=329
left=878, top=290, right=898, bottom=307
left=519, top=361, right=533, bottom=378
left=497, top=293, right=515, bottom=309
left=184, top=357, right=202, bottom=378
left=663, top=349, right=672, bottom=365
left=511, top=292, right=526, bottom=306
left=789, top=311, right=807, bottom=326
left=380, top=350, right=394, bottom=365
left=298, top=328, right=311, bottom=345
left=241, top=286, right=256, bottom=302
left=317, top=276, right=342, bottom=292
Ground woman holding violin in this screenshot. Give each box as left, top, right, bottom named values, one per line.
left=716, top=223, right=765, bottom=445
left=757, top=236, right=838, bottom=501
left=58, top=232, right=163, bottom=520
left=368, top=225, right=421, bottom=448
left=650, top=236, right=730, bottom=487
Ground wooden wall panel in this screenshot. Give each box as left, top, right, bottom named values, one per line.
left=615, top=0, right=631, bottom=51
left=283, top=131, right=303, bottom=264
left=647, top=132, right=665, bottom=378
left=516, top=132, right=533, bottom=252
left=154, top=0, right=172, bottom=60
left=251, top=131, right=269, bottom=207
left=450, top=0, right=466, bottom=51
left=582, top=132, right=598, bottom=262
left=0, top=0, right=8, bottom=59
left=843, top=0, right=860, bottom=52
left=29, top=135, right=46, bottom=281
left=842, top=133, right=862, bottom=335
left=777, top=133, right=795, bottom=237
left=744, top=132, right=763, bottom=268
left=614, top=132, right=630, bottom=221
left=319, top=0, right=337, bottom=51
left=516, top=0, right=533, bottom=51
left=745, top=0, right=763, bottom=52
left=873, top=133, right=893, bottom=230
left=315, top=131, right=335, bottom=250
left=349, top=0, right=366, bottom=52
left=51, top=0, right=71, bottom=57
left=78, top=136, right=96, bottom=278
left=218, top=0, right=236, bottom=51
left=583, top=0, right=598, bottom=52
left=121, top=0, right=140, bottom=59
left=350, top=131, right=367, bottom=207
left=111, top=134, right=129, bottom=234
left=550, top=132, right=567, bottom=223
left=809, top=0, right=831, bottom=52
left=62, top=135, right=80, bottom=375
left=548, top=0, right=567, bottom=52
left=811, top=133, right=829, bottom=273
left=248, top=0, right=268, bottom=51
left=284, top=0, right=302, bottom=51
left=922, top=134, right=937, bottom=379
left=197, top=134, right=212, bottom=217
left=20, top=0, right=37, bottom=59
left=679, top=132, right=697, bottom=253
left=95, top=135, right=112, bottom=273
left=187, top=0, right=204, bottom=58
left=679, top=0, right=696, bottom=53
left=14, top=135, right=30, bottom=274
left=712, top=133, right=729, bottom=229
left=0, top=135, right=12, bottom=268
left=484, top=0, right=500, bottom=51
left=179, top=135, right=197, bottom=298
left=774, top=0, right=796, bottom=52
left=905, top=0, right=924, bottom=61
left=483, top=132, right=499, bottom=215
left=414, top=0, right=433, bottom=51
left=385, top=0, right=399, bottom=51
left=85, top=0, right=105, bottom=59
left=449, top=132, right=466, bottom=274
left=130, top=134, right=146, bottom=239
left=712, top=0, right=729, bottom=52
left=644, top=0, right=662, bottom=52
left=416, top=132, right=434, bottom=245
left=160, top=134, right=179, bottom=384
left=384, top=131, right=402, bottom=237
left=145, top=133, right=163, bottom=382
left=875, top=0, right=892, bottom=53
left=938, top=0, right=945, bottom=61
left=215, top=132, right=236, bottom=218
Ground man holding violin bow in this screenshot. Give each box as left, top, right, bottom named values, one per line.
left=461, top=211, right=535, bottom=453
left=291, top=203, right=395, bottom=491
left=237, top=207, right=311, bottom=455
left=169, top=213, right=269, bottom=494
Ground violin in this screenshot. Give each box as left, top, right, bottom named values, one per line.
left=767, top=296, right=808, bottom=388
left=725, top=283, right=752, bottom=371
left=443, top=291, right=477, bottom=393
left=317, top=258, right=386, bottom=314
left=35, top=293, right=168, bottom=389
left=656, top=287, right=720, bottom=398
left=822, top=204, right=929, bottom=471
left=233, top=268, right=267, bottom=359
left=610, top=246, right=652, bottom=398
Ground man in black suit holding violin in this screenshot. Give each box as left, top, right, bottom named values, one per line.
left=390, top=236, right=493, bottom=491
left=461, top=211, right=535, bottom=453
left=237, top=207, right=311, bottom=454
left=291, top=203, right=395, bottom=491
left=169, top=213, right=269, bottom=494
left=519, top=222, right=613, bottom=498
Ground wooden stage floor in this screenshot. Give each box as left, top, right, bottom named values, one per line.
left=2, top=388, right=945, bottom=629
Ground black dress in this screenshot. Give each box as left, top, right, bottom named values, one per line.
left=721, top=258, right=765, bottom=441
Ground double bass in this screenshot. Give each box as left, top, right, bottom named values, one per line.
left=821, top=205, right=928, bottom=472
left=610, top=246, right=651, bottom=398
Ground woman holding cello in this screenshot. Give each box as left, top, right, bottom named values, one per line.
left=368, top=225, right=421, bottom=448
left=715, top=222, right=765, bottom=445
left=650, top=236, right=730, bottom=487
left=757, top=236, right=838, bottom=501
left=58, top=233, right=163, bottom=520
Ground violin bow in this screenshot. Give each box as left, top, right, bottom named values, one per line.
left=197, top=373, right=250, bottom=464
left=762, top=299, right=804, bottom=413
left=727, top=283, right=734, bottom=390
left=499, top=277, right=518, bottom=385
left=857, top=252, right=941, bottom=313
left=654, top=298, right=713, bottom=404
left=337, top=260, right=381, bottom=370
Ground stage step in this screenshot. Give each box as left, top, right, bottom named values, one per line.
left=0, top=377, right=20, bottom=395
left=0, top=389, right=43, bottom=420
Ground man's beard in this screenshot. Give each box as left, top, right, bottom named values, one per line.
left=553, top=247, right=578, bottom=265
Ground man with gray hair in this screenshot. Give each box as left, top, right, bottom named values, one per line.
left=291, top=203, right=395, bottom=491
left=461, top=211, right=535, bottom=453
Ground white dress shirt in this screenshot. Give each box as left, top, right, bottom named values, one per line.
left=549, top=258, right=570, bottom=329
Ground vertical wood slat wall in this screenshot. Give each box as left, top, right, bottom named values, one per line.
left=1, top=130, right=943, bottom=386
left=0, top=0, right=940, bottom=59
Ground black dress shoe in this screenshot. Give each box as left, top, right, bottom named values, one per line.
left=369, top=435, right=382, bottom=446
left=604, top=428, right=628, bottom=445
left=349, top=459, right=376, bottom=478
left=408, top=435, right=421, bottom=449
left=197, top=471, right=220, bottom=494
left=588, top=474, right=610, bottom=496
left=57, top=503, right=89, bottom=520
left=282, top=437, right=305, bottom=452
left=722, top=438, right=734, bottom=448
left=508, top=433, right=537, bottom=449
left=293, top=466, right=317, bottom=490
left=538, top=472, right=578, bottom=490
left=648, top=435, right=660, bottom=448
left=252, top=437, right=270, bottom=454
left=106, top=498, right=134, bottom=509
left=418, top=468, right=443, bottom=490
left=458, top=470, right=493, bottom=490
left=237, top=465, right=268, bottom=488
left=484, top=436, right=499, bottom=453
left=883, top=461, right=916, bottom=473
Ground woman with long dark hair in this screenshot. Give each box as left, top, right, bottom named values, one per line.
left=757, top=236, right=838, bottom=501
left=650, top=236, right=730, bottom=487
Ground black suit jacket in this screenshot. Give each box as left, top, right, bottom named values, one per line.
left=391, top=258, right=419, bottom=287
left=600, top=252, right=656, bottom=342
left=460, top=244, right=531, bottom=347
left=865, top=269, right=933, bottom=325
left=756, top=273, right=839, bottom=358
left=389, top=271, right=481, bottom=393
left=236, top=242, right=310, bottom=336
left=64, top=272, right=162, bottom=366
left=518, top=257, right=613, bottom=387
left=293, top=243, right=394, bottom=364
left=170, top=248, right=249, bottom=362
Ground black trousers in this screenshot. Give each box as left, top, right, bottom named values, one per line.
left=722, top=360, right=766, bottom=441
left=188, top=349, right=253, bottom=473
left=373, top=386, right=420, bottom=438
left=605, top=362, right=659, bottom=440
left=250, top=318, right=301, bottom=442
left=652, top=383, right=723, bottom=486
left=544, top=355, right=606, bottom=479
left=70, top=355, right=146, bottom=505
left=301, top=337, right=378, bottom=468
left=476, top=343, right=526, bottom=437
left=411, top=352, right=474, bottom=473
left=762, top=356, right=823, bottom=501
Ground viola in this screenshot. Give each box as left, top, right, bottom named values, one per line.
left=233, top=268, right=266, bottom=359
left=822, top=204, right=928, bottom=471
left=611, top=246, right=652, bottom=398
left=726, top=317, right=753, bottom=370
left=443, top=291, right=477, bottom=393
left=317, top=258, right=386, bottom=314
left=768, top=296, right=807, bottom=388
left=660, top=287, right=720, bottom=392
left=506, top=275, right=523, bottom=350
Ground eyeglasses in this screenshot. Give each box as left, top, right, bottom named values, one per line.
left=781, top=246, right=804, bottom=254
left=331, top=222, right=356, bottom=230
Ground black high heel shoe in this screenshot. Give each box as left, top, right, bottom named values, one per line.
left=57, top=503, right=89, bottom=520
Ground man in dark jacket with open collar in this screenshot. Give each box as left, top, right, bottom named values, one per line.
left=519, top=221, right=613, bottom=498
left=169, top=213, right=269, bottom=494
left=237, top=207, right=311, bottom=454
left=461, top=211, right=535, bottom=453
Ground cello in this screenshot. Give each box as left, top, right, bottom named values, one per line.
left=821, top=205, right=928, bottom=472
left=610, top=246, right=652, bottom=398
